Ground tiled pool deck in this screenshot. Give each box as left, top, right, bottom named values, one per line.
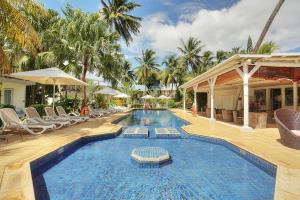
left=0, top=109, right=299, bottom=199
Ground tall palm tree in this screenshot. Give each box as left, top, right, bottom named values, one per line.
left=120, top=60, right=135, bottom=87
left=0, top=0, right=46, bottom=74
left=199, top=51, right=214, bottom=73
left=253, top=0, right=285, bottom=52
left=135, top=49, right=160, bottom=91
left=216, top=50, right=227, bottom=64
left=161, top=55, right=179, bottom=89
left=178, top=37, right=204, bottom=75
left=61, top=5, right=121, bottom=106
left=99, top=0, right=142, bottom=45
left=257, top=41, right=279, bottom=54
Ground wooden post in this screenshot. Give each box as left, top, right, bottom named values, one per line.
left=293, top=82, right=298, bottom=111
left=193, top=85, right=198, bottom=113
left=208, top=77, right=217, bottom=122
left=236, top=61, right=261, bottom=132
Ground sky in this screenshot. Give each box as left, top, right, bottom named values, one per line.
left=39, top=0, right=300, bottom=70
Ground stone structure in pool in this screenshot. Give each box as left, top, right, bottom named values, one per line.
left=131, top=147, right=171, bottom=168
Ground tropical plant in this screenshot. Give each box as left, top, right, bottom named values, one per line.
left=253, top=0, right=285, bottom=52
left=0, top=0, right=47, bottom=74
left=120, top=60, right=135, bottom=87
left=257, top=41, right=279, bottom=54
left=216, top=50, right=227, bottom=64
left=99, top=0, right=142, bottom=45
left=246, top=35, right=253, bottom=53
left=161, top=55, right=179, bottom=89
left=60, top=5, right=122, bottom=106
left=135, top=49, right=160, bottom=91
left=199, top=51, right=214, bottom=73
left=178, top=37, right=204, bottom=75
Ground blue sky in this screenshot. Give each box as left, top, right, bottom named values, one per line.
left=39, top=0, right=300, bottom=70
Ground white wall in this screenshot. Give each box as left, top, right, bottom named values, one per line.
left=1, top=82, right=27, bottom=111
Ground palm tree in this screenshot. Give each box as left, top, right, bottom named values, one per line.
left=61, top=5, right=121, bottom=106
left=0, top=0, right=46, bottom=74
left=99, top=0, right=142, bottom=45
left=257, top=41, right=279, bottom=54
left=199, top=51, right=214, bottom=73
left=135, top=49, right=160, bottom=91
left=216, top=50, right=227, bottom=64
left=178, top=37, right=204, bottom=75
left=253, top=0, right=285, bottom=52
left=161, top=55, right=179, bottom=89
left=121, top=60, right=135, bottom=87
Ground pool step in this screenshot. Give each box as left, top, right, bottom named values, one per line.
left=155, top=128, right=181, bottom=138
left=123, top=127, right=149, bottom=138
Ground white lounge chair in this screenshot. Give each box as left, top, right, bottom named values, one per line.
left=44, top=107, right=79, bottom=125
left=0, top=108, right=55, bottom=135
left=25, top=107, right=70, bottom=129
left=56, top=106, right=89, bottom=122
left=87, top=106, right=104, bottom=117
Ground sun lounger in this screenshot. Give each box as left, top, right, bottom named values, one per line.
left=0, top=108, right=55, bottom=135
left=25, top=107, right=70, bottom=129
left=87, top=106, right=103, bottom=117
left=56, top=106, right=89, bottom=122
left=44, top=107, right=79, bottom=125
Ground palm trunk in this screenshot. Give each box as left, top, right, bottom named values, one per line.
left=81, top=57, right=88, bottom=107
left=41, top=85, right=45, bottom=104
left=253, top=0, right=285, bottom=53
left=31, top=85, right=35, bottom=105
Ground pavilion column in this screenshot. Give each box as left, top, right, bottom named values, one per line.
left=236, top=60, right=261, bottom=132
left=183, top=88, right=186, bottom=112
left=208, top=77, right=217, bottom=122
left=193, top=85, right=198, bottom=113
left=293, top=81, right=298, bottom=111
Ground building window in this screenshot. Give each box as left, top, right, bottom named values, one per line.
left=4, top=89, right=13, bottom=105
left=285, top=87, right=293, bottom=106
left=254, top=89, right=266, bottom=106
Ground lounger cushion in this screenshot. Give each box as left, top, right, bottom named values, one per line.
left=291, top=130, right=300, bottom=136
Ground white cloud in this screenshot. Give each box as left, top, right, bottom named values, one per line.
left=129, top=0, right=300, bottom=58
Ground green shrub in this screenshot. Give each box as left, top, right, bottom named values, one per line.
left=56, top=98, right=81, bottom=113
left=0, top=104, right=15, bottom=109
left=167, top=99, right=176, bottom=108
left=30, top=104, right=47, bottom=116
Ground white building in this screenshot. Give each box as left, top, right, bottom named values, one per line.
left=0, top=76, right=35, bottom=112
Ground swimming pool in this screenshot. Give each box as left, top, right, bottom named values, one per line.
left=31, top=110, right=276, bottom=200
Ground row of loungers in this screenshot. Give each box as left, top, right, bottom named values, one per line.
left=0, top=106, right=89, bottom=136
left=0, top=105, right=128, bottom=137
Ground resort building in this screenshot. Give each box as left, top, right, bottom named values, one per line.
left=181, top=53, right=300, bottom=132
left=0, top=76, right=35, bottom=112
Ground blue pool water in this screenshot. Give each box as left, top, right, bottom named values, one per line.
left=32, top=110, right=276, bottom=200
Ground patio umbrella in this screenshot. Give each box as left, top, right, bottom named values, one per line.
left=114, top=93, right=130, bottom=98
left=141, top=94, right=155, bottom=99
left=157, top=95, right=170, bottom=99
left=10, top=67, right=87, bottom=108
left=94, top=87, right=121, bottom=96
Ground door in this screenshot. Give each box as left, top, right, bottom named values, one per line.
left=270, top=88, right=282, bottom=111
left=196, top=92, right=208, bottom=112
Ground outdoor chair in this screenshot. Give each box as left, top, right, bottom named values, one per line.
left=44, top=107, right=79, bottom=125
left=0, top=108, right=55, bottom=135
left=274, top=108, right=300, bottom=149
left=87, top=106, right=104, bottom=118
left=56, top=106, right=89, bottom=122
left=25, top=107, right=70, bottom=129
